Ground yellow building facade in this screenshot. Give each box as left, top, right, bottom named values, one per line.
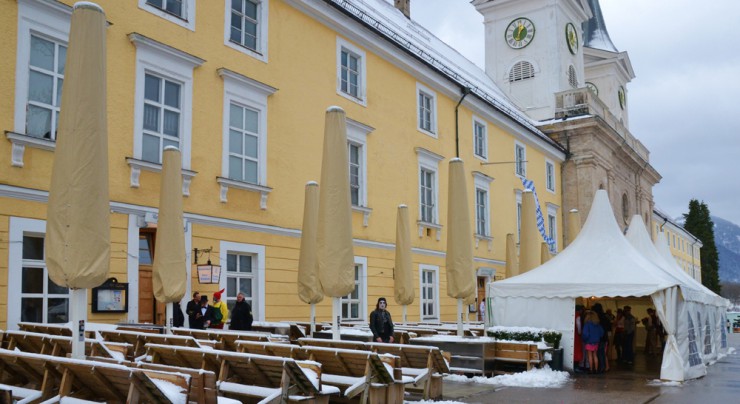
left=0, top=0, right=564, bottom=329
left=652, top=209, right=703, bottom=282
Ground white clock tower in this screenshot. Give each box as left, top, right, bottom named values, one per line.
left=473, top=0, right=592, bottom=121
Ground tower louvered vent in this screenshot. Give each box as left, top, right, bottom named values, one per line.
left=509, top=61, right=535, bottom=82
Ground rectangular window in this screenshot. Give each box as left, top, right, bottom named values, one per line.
left=21, top=235, right=70, bottom=324
left=230, top=0, right=259, bottom=51
left=515, top=143, right=526, bottom=176
left=474, top=120, right=487, bottom=159
left=476, top=188, right=488, bottom=236
left=228, top=102, right=260, bottom=184
left=419, top=91, right=434, bottom=133
left=421, top=268, right=437, bottom=320
left=340, top=50, right=360, bottom=98
left=225, top=253, right=255, bottom=313
left=341, top=264, right=362, bottom=321
left=349, top=143, right=361, bottom=206
left=548, top=213, right=557, bottom=253
left=546, top=161, right=555, bottom=192
left=142, top=73, right=182, bottom=164
left=146, top=0, right=183, bottom=17
left=26, top=35, right=66, bottom=140
left=420, top=168, right=435, bottom=223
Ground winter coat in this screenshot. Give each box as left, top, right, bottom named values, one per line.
left=210, top=301, right=228, bottom=328
left=191, top=305, right=214, bottom=330
left=582, top=321, right=604, bottom=345
left=230, top=300, right=254, bottom=331
left=369, top=309, right=394, bottom=342
left=173, top=302, right=185, bottom=328
left=186, top=300, right=201, bottom=329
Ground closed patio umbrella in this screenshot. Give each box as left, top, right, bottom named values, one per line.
left=298, top=181, right=323, bottom=334
left=45, top=2, right=109, bottom=359
left=445, top=158, right=475, bottom=336
left=519, top=190, right=540, bottom=273
left=505, top=233, right=518, bottom=279
left=394, top=205, right=414, bottom=324
left=316, top=107, right=354, bottom=340
left=152, top=147, right=187, bottom=333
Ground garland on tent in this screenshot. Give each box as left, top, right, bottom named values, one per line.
left=486, top=326, right=562, bottom=349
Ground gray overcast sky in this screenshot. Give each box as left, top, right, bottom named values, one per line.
left=406, top=0, right=740, bottom=226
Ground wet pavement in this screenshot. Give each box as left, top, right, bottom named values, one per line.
left=438, top=333, right=740, bottom=403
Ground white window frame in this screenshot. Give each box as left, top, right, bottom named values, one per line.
left=128, top=34, right=203, bottom=193
left=473, top=116, right=488, bottom=161
left=416, top=82, right=437, bottom=137
left=219, top=240, right=265, bottom=322
left=224, top=0, right=269, bottom=63
left=515, top=141, right=527, bottom=177
left=217, top=68, right=277, bottom=207
left=10, top=0, right=71, bottom=167
left=416, top=148, right=444, bottom=239
left=341, top=256, right=368, bottom=322
left=547, top=203, right=559, bottom=253
left=545, top=159, right=556, bottom=193
left=473, top=172, right=494, bottom=249
left=138, top=0, right=196, bottom=31
left=516, top=190, right=523, bottom=244
left=419, top=264, right=440, bottom=321
left=336, top=37, right=367, bottom=106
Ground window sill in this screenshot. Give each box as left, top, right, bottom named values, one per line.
left=5, top=131, right=55, bottom=167
left=417, top=220, right=442, bottom=241
left=216, top=177, right=272, bottom=210
left=337, top=90, right=367, bottom=107
left=225, top=40, right=267, bottom=63
left=417, top=127, right=438, bottom=139
left=475, top=234, right=494, bottom=251
left=352, top=205, right=372, bottom=227
left=126, top=157, right=197, bottom=196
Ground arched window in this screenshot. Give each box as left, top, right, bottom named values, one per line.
left=622, top=193, right=629, bottom=224
left=568, top=65, right=578, bottom=88
left=509, top=61, right=535, bottom=82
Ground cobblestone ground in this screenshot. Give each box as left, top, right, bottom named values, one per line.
left=436, top=333, right=740, bottom=404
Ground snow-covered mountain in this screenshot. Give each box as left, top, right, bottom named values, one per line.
left=713, top=216, right=740, bottom=283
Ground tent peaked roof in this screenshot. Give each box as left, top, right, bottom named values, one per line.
left=625, top=215, right=719, bottom=305
left=490, top=190, right=678, bottom=298
left=653, top=231, right=728, bottom=307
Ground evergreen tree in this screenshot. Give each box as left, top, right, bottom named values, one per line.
left=683, top=199, right=721, bottom=294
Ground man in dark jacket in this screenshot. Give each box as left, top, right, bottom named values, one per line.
left=186, top=291, right=201, bottom=329
left=369, top=297, right=394, bottom=343
left=592, top=303, right=611, bottom=372
left=229, top=292, right=254, bottom=331
left=190, top=295, right=214, bottom=330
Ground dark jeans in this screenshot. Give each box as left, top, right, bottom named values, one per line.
left=597, top=340, right=607, bottom=371
left=614, top=332, right=624, bottom=360
left=623, top=332, right=635, bottom=362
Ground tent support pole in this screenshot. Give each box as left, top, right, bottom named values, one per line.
left=70, top=288, right=87, bottom=360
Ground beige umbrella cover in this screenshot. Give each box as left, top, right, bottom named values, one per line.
left=45, top=3, right=109, bottom=289
left=567, top=209, right=581, bottom=246
left=518, top=190, right=540, bottom=274
left=505, top=233, right=518, bottom=278
left=298, top=182, right=324, bottom=304
left=152, top=147, right=187, bottom=303
left=540, top=242, right=551, bottom=264
left=445, top=159, right=475, bottom=298
left=394, top=205, right=414, bottom=305
left=316, top=107, right=355, bottom=297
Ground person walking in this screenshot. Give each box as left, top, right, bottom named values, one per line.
left=190, top=295, right=214, bottom=330
left=622, top=306, right=637, bottom=364
left=229, top=292, right=254, bottom=331
left=582, top=311, right=603, bottom=373
left=369, top=297, right=394, bottom=343
left=186, top=292, right=201, bottom=329
left=209, top=289, right=228, bottom=329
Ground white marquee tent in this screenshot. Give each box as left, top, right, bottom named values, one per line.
left=488, top=190, right=730, bottom=381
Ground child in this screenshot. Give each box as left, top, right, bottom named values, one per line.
left=582, top=311, right=604, bottom=373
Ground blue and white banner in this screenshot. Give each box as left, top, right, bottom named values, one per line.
left=521, top=178, right=555, bottom=246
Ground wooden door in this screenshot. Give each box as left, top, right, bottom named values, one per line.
left=138, top=230, right=166, bottom=325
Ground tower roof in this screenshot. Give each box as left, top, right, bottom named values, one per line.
left=582, top=0, right=618, bottom=52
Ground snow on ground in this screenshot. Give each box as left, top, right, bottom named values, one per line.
left=444, top=366, right=571, bottom=388
left=647, top=379, right=683, bottom=387
left=405, top=400, right=466, bottom=404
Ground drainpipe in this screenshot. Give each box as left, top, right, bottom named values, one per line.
left=454, top=87, right=472, bottom=158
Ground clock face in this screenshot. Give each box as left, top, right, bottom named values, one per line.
left=618, top=86, right=626, bottom=109
left=566, top=23, right=578, bottom=54
left=505, top=18, right=535, bottom=49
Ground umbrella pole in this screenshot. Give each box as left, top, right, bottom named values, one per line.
left=310, top=303, right=316, bottom=336
left=403, top=305, right=407, bottom=326
left=165, top=303, right=173, bottom=334
left=457, top=298, right=464, bottom=337
left=70, top=288, right=87, bottom=359
left=332, top=297, right=341, bottom=340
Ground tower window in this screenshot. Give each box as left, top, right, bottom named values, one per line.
left=568, top=65, right=578, bottom=88
left=509, top=61, right=535, bottom=82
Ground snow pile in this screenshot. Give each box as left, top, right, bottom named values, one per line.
left=647, top=379, right=683, bottom=387
left=444, top=366, right=571, bottom=388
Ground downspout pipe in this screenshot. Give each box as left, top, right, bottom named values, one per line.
left=454, top=87, right=472, bottom=158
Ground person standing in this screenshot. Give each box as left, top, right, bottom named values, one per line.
left=479, top=299, right=486, bottom=323
left=574, top=305, right=584, bottom=371
left=172, top=301, right=185, bottom=328
left=369, top=297, right=395, bottom=343
left=209, top=289, right=228, bottom=329
left=186, top=292, right=201, bottom=329
left=191, top=295, right=213, bottom=330
left=230, top=292, right=254, bottom=331
left=582, top=311, right=603, bottom=373
left=614, top=308, right=625, bottom=362
left=592, top=303, right=611, bottom=372
left=622, top=306, right=637, bottom=364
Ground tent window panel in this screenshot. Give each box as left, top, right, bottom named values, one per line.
left=687, top=313, right=701, bottom=367
left=703, top=317, right=712, bottom=355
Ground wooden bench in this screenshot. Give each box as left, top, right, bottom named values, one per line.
left=490, top=342, right=545, bottom=374
left=18, top=322, right=97, bottom=339
left=99, top=329, right=202, bottom=360
left=4, top=330, right=131, bottom=360
left=0, top=348, right=189, bottom=402
left=172, top=327, right=279, bottom=350
left=145, top=343, right=335, bottom=403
